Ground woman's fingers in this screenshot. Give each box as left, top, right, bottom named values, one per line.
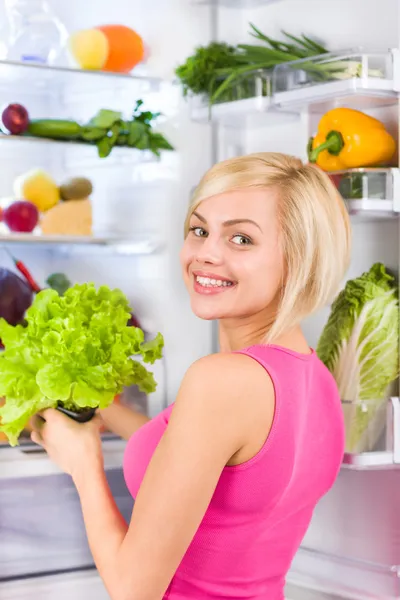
left=30, top=414, right=45, bottom=432
left=30, top=430, right=44, bottom=446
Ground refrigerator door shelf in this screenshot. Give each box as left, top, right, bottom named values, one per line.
left=342, top=397, right=400, bottom=470
left=189, top=70, right=297, bottom=128
left=330, top=168, right=400, bottom=222
left=287, top=545, right=400, bottom=600
left=272, top=49, right=399, bottom=113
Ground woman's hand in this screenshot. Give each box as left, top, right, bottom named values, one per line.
left=30, top=409, right=104, bottom=483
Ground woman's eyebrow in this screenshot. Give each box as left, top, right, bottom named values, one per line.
left=222, top=218, right=262, bottom=232
left=192, top=211, right=262, bottom=232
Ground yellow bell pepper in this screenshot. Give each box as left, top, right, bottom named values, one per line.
left=308, top=108, right=396, bottom=172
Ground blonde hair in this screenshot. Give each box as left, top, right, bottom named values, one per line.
left=185, top=152, right=351, bottom=343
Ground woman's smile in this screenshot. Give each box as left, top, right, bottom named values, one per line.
left=192, top=270, right=237, bottom=295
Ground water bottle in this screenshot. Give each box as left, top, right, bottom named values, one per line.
left=4, top=0, right=68, bottom=65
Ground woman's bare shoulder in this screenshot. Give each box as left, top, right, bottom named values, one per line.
left=172, top=352, right=274, bottom=435
left=187, top=352, right=269, bottom=384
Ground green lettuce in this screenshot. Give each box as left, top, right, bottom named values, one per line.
left=317, top=263, right=399, bottom=452
left=0, top=283, right=163, bottom=446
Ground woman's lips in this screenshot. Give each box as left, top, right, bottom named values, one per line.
left=192, top=273, right=237, bottom=295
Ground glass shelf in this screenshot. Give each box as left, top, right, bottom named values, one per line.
left=288, top=545, right=400, bottom=599
left=341, top=397, right=400, bottom=470
left=0, top=438, right=126, bottom=480
left=0, top=133, right=160, bottom=169
left=331, top=168, right=400, bottom=220
left=0, top=59, right=161, bottom=94
left=272, top=50, right=399, bottom=112
left=0, top=233, right=162, bottom=255
left=194, top=0, right=280, bottom=6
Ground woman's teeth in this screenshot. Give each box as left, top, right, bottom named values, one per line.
left=196, top=276, right=233, bottom=288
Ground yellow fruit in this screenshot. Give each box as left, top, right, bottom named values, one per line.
left=68, top=29, right=109, bottom=70
left=40, top=198, right=92, bottom=236
left=14, top=169, right=60, bottom=212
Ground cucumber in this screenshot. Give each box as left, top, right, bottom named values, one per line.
left=26, top=119, right=82, bottom=140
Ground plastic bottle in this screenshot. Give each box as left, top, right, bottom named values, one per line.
left=4, top=0, right=68, bottom=65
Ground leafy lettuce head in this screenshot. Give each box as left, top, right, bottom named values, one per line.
left=317, top=262, right=399, bottom=401
left=0, top=283, right=163, bottom=446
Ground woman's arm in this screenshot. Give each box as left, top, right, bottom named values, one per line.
left=35, top=352, right=274, bottom=600
left=99, top=403, right=150, bottom=440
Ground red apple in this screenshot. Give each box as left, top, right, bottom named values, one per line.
left=1, top=104, right=30, bottom=135
left=3, top=201, right=39, bottom=232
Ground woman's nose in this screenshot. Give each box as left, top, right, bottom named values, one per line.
left=195, top=236, right=223, bottom=265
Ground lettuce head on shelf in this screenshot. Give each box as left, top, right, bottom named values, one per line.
left=317, top=262, right=399, bottom=452
left=0, top=283, right=163, bottom=446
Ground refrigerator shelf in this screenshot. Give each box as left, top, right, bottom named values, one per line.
left=0, top=59, right=161, bottom=93
left=0, top=438, right=126, bottom=480
left=189, top=70, right=296, bottom=127
left=288, top=545, right=400, bottom=599
left=0, top=133, right=161, bottom=169
left=330, top=168, right=400, bottom=220
left=0, top=233, right=162, bottom=255
left=193, top=0, right=280, bottom=6
left=341, top=397, right=400, bottom=470
left=272, top=49, right=399, bottom=112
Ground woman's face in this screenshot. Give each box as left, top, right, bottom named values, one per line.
left=180, top=188, right=284, bottom=321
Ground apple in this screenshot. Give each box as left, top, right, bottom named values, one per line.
left=1, top=103, right=30, bottom=135
left=2, top=201, right=39, bottom=232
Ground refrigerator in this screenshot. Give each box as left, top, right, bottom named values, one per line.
left=0, top=0, right=399, bottom=598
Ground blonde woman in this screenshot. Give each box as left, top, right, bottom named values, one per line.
left=31, top=153, right=351, bottom=600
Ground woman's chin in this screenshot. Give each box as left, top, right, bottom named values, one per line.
left=190, top=298, right=223, bottom=321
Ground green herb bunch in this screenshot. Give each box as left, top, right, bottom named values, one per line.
left=175, top=23, right=333, bottom=106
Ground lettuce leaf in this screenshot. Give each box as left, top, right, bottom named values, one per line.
left=0, top=283, right=164, bottom=446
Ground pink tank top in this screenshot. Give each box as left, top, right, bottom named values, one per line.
left=123, top=345, right=345, bottom=600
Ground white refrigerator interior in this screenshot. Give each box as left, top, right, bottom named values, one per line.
left=0, top=1, right=399, bottom=599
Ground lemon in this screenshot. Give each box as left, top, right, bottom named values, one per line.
left=68, top=29, right=109, bottom=70
left=14, top=169, right=60, bottom=212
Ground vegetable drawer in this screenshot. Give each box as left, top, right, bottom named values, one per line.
left=0, top=468, right=133, bottom=580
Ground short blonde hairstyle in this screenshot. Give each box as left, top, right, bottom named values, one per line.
left=185, top=152, right=351, bottom=343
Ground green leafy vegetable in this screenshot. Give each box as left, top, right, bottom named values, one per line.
left=175, top=41, right=241, bottom=98
left=175, top=26, right=330, bottom=107
left=88, top=109, right=123, bottom=129
left=0, top=283, right=164, bottom=446
left=175, top=24, right=384, bottom=109
left=25, top=101, right=174, bottom=159
left=46, top=273, right=72, bottom=296
left=317, top=263, right=399, bottom=452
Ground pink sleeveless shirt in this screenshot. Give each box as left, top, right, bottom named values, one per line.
left=123, top=345, right=345, bottom=600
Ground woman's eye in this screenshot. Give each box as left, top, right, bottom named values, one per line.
left=190, top=226, right=208, bottom=237
left=231, top=234, right=252, bottom=246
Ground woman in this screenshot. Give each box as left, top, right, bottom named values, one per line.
left=31, top=152, right=351, bottom=600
